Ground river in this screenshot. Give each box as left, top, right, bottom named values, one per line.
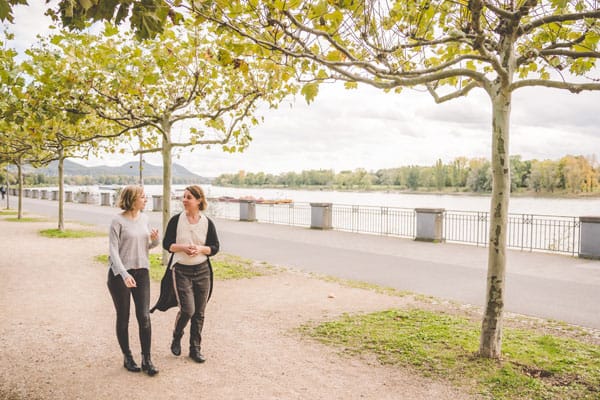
left=38, top=184, right=599, bottom=217
left=138, top=185, right=599, bottom=217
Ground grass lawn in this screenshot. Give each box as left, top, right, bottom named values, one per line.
left=0, top=210, right=18, bottom=216
left=4, top=217, right=47, bottom=222
left=39, top=228, right=106, bottom=238
left=301, top=309, right=600, bottom=400
left=95, top=252, right=272, bottom=282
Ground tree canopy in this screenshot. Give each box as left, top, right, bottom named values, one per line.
left=42, top=20, right=295, bottom=232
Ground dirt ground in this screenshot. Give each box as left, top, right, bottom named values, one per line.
left=0, top=217, right=481, bottom=400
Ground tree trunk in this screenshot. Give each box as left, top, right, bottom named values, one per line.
left=17, top=163, right=23, bottom=219
left=479, top=87, right=511, bottom=358
left=138, top=133, right=144, bottom=185
left=4, top=166, right=9, bottom=210
left=161, top=119, right=173, bottom=265
left=58, top=151, right=65, bottom=231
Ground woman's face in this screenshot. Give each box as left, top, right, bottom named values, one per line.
left=182, top=190, right=201, bottom=212
left=133, top=192, right=147, bottom=211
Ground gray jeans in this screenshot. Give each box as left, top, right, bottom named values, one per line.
left=172, top=262, right=211, bottom=351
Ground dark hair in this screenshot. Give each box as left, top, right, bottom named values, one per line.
left=117, top=185, right=144, bottom=211
left=185, top=185, right=207, bottom=211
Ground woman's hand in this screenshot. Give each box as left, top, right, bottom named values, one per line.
left=184, top=244, right=199, bottom=256
left=124, top=275, right=137, bottom=288
left=150, top=228, right=159, bottom=241
left=182, top=244, right=211, bottom=256
left=175, top=243, right=209, bottom=256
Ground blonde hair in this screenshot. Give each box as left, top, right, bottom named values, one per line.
left=185, top=185, right=207, bottom=211
left=117, top=185, right=144, bottom=211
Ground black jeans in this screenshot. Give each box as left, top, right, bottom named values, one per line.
left=172, top=262, right=211, bottom=352
left=107, top=268, right=152, bottom=355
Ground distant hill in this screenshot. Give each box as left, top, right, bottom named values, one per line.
left=30, top=159, right=211, bottom=183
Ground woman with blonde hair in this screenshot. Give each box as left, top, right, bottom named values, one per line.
left=108, top=185, right=160, bottom=376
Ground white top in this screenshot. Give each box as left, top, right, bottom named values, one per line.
left=172, top=212, right=209, bottom=266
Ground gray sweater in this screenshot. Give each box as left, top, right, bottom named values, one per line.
left=109, top=212, right=159, bottom=280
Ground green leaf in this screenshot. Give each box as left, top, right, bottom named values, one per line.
left=79, top=0, right=94, bottom=11
left=316, top=69, right=329, bottom=79
left=309, top=1, right=328, bottom=18
left=0, top=0, right=12, bottom=22
left=325, top=50, right=343, bottom=62
left=115, top=3, right=130, bottom=25
left=301, top=82, right=319, bottom=104
left=103, top=22, right=119, bottom=37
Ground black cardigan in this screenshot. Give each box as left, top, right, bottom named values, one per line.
left=150, top=213, right=220, bottom=313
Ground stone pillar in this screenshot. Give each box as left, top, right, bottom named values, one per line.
left=87, top=192, right=98, bottom=204
left=415, top=208, right=445, bottom=242
left=152, top=195, right=163, bottom=212
left=579, top=216, right=600, bottom=259
left=80, top=191, right=89, bottom=204
left=65, top=191, right=73, bottom=202
left=32, top=190, right=39, bottom=199
left=101, top=192, right=111, bottom=206
left=51, top=190, right=59, bottom=201
left=310, top=202, right=333, bottom=230
left=41, top=190, right=48, bottom=200
left=24, top=189, right=31, bottom=198
left=239, top=200, right=256, bottom=222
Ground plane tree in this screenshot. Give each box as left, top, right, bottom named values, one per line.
left=20, top=41, right=125, bottom=230
left=193, top=0, right=600, bottom=359
left=0, top=32, right=34, bottom=216
left=48, top=21, right=294, bottom=234
left=1, top=30, right=122, bottom=224
left=0, top=120, right=39, bottom=217
left=0, top=124, right=31, bottom=215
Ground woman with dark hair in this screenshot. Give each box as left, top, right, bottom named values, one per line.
left=152, top=185, right=220, bottom=363
left=108, top=185, right=160, bottom=376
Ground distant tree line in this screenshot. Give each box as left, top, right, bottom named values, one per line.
left=213, top=155, right=599, bottom=195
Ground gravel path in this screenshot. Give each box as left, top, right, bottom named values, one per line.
left=0, top=217, right=477, bottom=400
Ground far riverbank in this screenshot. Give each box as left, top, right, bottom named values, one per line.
left=215, top=184, right=600, bottom=199
left=13, top=184, right=600, bottom=217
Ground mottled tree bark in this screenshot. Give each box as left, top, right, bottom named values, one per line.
left=58, top=149, right=65, bottom=231
left=161, top=118, right=173, bottom=265
left=17, top=163, right=23, bottom=219
left=479, top=86, right=511, bottom=358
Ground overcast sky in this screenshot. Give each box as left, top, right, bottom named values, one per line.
left=5, top=3, right=600, bottom=178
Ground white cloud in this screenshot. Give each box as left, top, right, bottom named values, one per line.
left=5, top=2, right=600, bottom=178
left=3, top=2, right=54, bottom=58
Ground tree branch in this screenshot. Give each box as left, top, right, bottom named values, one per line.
left=519, top=11, right=600, bottom=35
left=511, top=80, right=600, bottom=92
left=482, top=1, right=516, bottom=19
left=539, top=49, right=600, bottom=59
left=426, top=80, right=482, bottom=103
left=170, top=89, right=262, bottom=124
left=134, top=147, right=163, bottom=155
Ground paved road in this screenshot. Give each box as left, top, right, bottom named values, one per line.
left=11, top=195, right=600, bottom=329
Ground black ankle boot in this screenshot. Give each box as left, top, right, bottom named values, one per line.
left=123, top=353, right=141, bottom=372
left=189, top=348, right=206, bottom=363
left=171, top=333, right=182, bottom=356
left=141, top=354, right=159, bottom=376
